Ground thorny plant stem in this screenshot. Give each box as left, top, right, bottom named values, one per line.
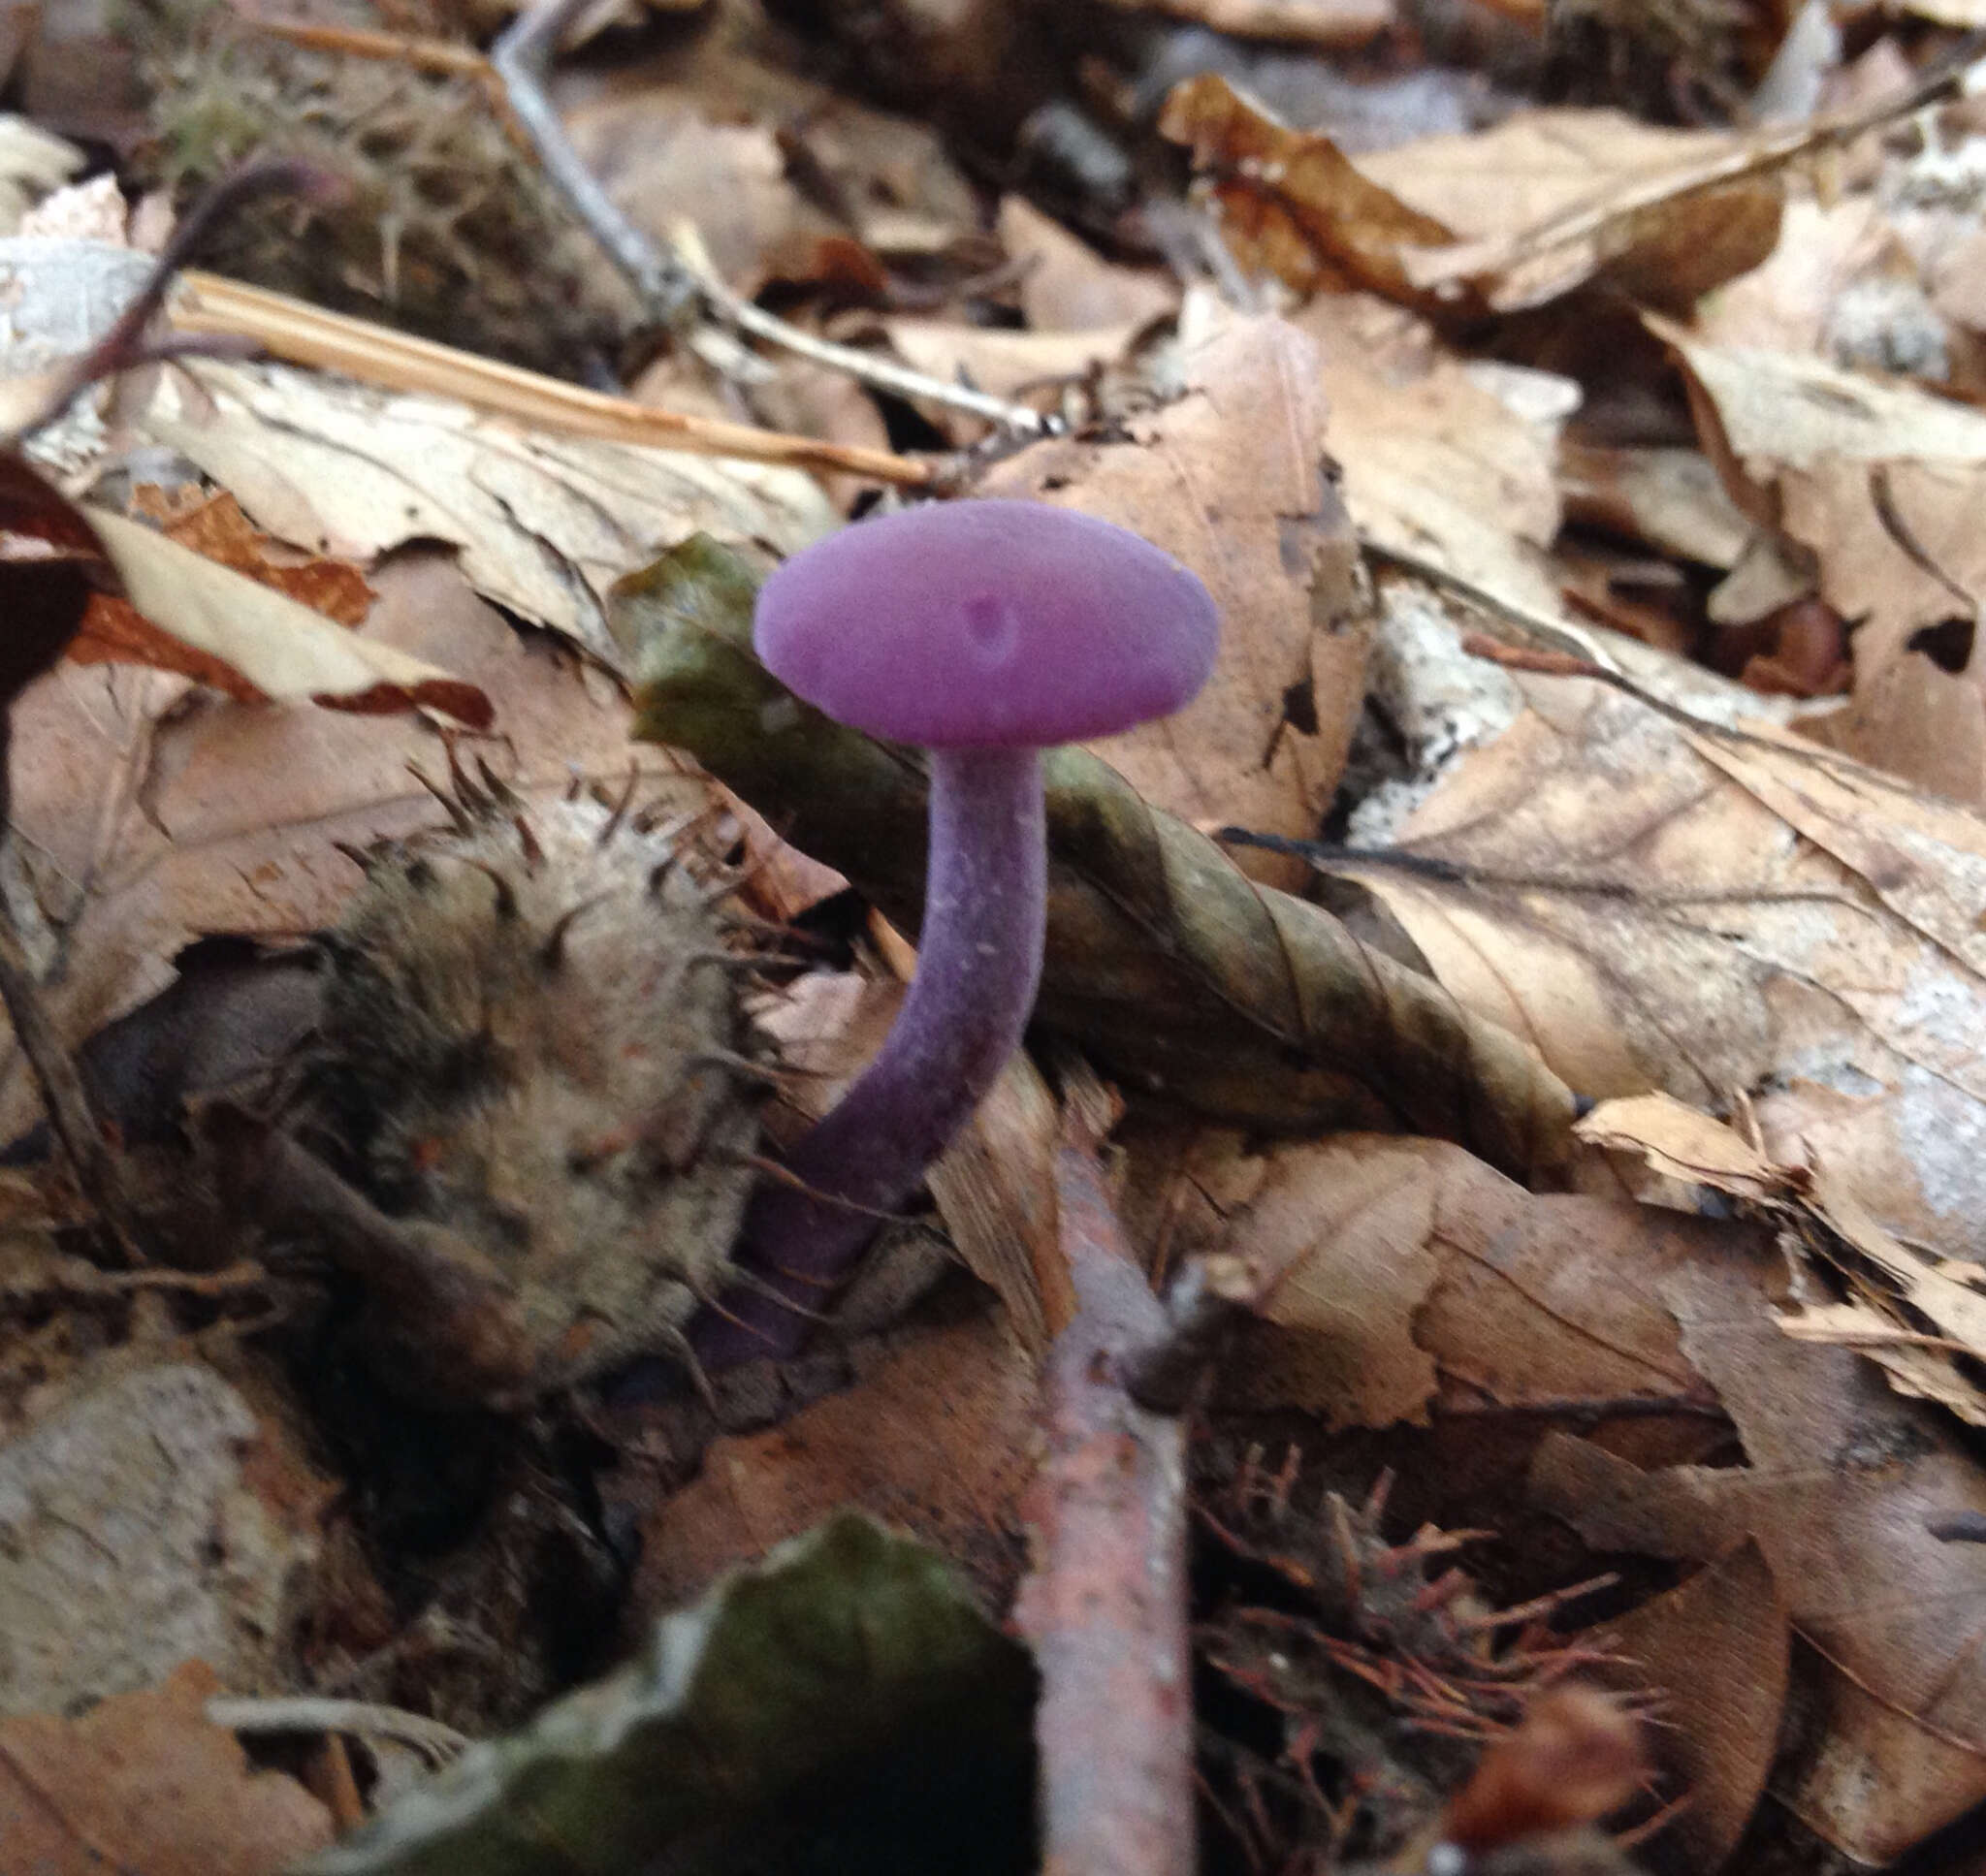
left=491, top=0, right=1059, bottom=437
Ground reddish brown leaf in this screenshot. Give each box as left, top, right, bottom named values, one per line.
left=0, top=1662, right=333, bottom=1876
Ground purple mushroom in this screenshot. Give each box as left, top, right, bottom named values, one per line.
left=697, top=498, right=1219, bottom=1363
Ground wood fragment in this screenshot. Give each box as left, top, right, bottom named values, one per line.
left=1015, top=1092, right=1195, bottom=1876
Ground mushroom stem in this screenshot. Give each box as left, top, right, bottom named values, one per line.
left=695, top=746, right=1045, bottom=1363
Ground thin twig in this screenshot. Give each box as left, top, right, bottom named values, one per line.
left=170, top=270, right=936, bottom=488
left=205, top=1695, right=470, bottom=1766
left=1014, top=1086, right=1196, bottom=1876
left=489, top=0, right=1059, bottom=438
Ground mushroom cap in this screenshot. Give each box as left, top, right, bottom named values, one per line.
left=753, top=499, right=1220, bottom=747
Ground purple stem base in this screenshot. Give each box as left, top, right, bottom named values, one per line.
left=691, top=746, right=1046, bottom=1368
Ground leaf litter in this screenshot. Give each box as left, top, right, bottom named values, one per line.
left=12, top=4, right=1986, bottom=1874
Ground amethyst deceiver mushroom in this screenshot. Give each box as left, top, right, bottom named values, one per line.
left=699, top=498, right=1219, bottom=1362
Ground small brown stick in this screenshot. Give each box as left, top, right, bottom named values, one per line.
left=238, top=15, right=496, bottom=83
left=490, top=0, right=1058, bottom=438
left=1014, top=1089, right=1196, bottom=1876
left=169, top=271, right=937, bottom=488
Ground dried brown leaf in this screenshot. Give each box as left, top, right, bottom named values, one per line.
left=1532, top=1251, right=1986, bottom=1861
left=563, top=90, right=837, bottom=298
left=1556, top=441, right=1753, bottom=573
left=1302, top=296, right=1567, bottom=620
left=996, top=198, right=1178, bottom=333
left=134, top=359, right=834, bottom=665
left=1160, top=79, right=1778, bottom=314
left=1584, top=1091, right=1986, bottom=1426
left=1157, top=74, right=1454, bottom=303
left=1583, top=1542, right=1788, bottom=1872
left=81, top=507, right=484, bottom=724
left=1319, top=677, right=1986, bottom=1262
left=632, top=1310, right=1036, bottom=1617
left=980, top=309, right=1369, bottom=888
left=1145, top=1131, right=1727, bottom=1424
left=1573, top=1091, right=1794, bottom=1202
left=135, top=487, right=373, bottom=624
left=883, top=319, right=1145, bottom=407
left=1656, top=315, right=1986, bottom=797
left=0, top=1662, right=333, bottom=1875
left=1373, top=111, right=1782, bottom=311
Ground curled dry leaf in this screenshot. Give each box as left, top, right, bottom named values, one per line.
left=1580, top=1091, right=1986, bottom=1428
left=1158, top=74, right=1454, bottom=305
left=1579, top=1542, right=1788, bottom=1874
left=84, top=508, right=486, bottom=724
left=1159, top=78, right=1778, bottom=314
left=1532, top=1252, right=1986, bottom=1862
left=134, top=359, right=835, bottom=667
left=0, top=1661, right=334, bottom=1876
left=1369, top=111, right=1782, bottom=311
left=617, top=535, right=1576, bottom=1174
left=1654, top=314, right=1986, bottom=800
left=979, top=309, right=1369, bottom=889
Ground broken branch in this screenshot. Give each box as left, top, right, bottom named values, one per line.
left=1015, top=1088, right=1196, bottom=1876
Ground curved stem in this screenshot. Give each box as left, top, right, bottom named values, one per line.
left=694, top=747, right=1046, bottom=1365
